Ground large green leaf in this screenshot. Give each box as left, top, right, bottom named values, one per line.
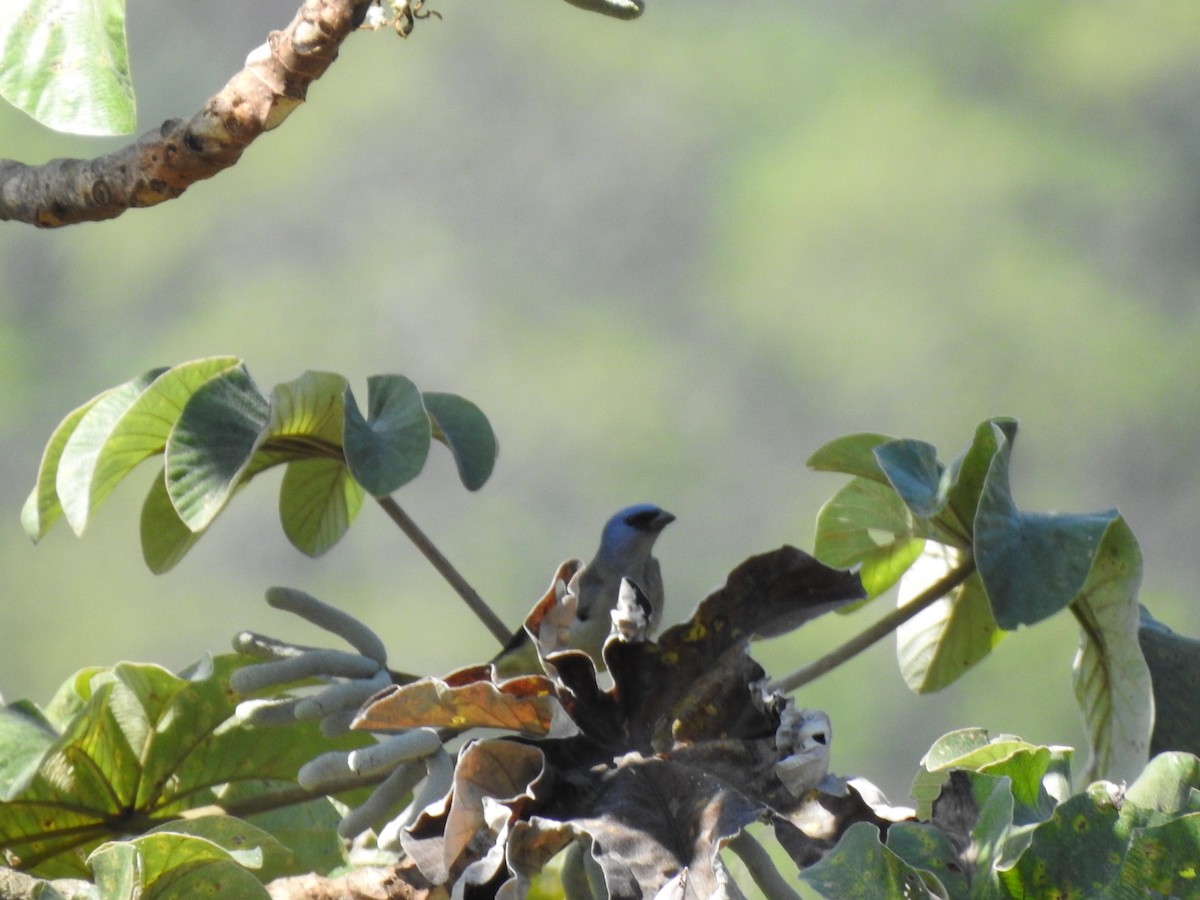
left=896, top=543, right=1004, bottom=693
left=423, top=391, right=498, bottom=491
left=88, top=831, right=269, bottom=899
left=1138, top=608, right=1200, bottom=757
left=1070, top=516, right=1151, bottom=784
left=342, top=375, right=431, bottom=496
left=974, top=427, right=1118, bottom=629
left=165, top=365, right=270, bottom=532
left=55, top=368, right=167, bottom=535
left=0, top=0, right=135, bottom=135
left=0, top=655, right=369, bottom=876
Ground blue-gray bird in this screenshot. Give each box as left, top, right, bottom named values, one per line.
left=492, top=504, right=674, bottom=676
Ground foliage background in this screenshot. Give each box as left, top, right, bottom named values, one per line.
left=1, top=0, right=1197, bottom=801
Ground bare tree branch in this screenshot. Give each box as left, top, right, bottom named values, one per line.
left=0, top=0, right=382, bottom=228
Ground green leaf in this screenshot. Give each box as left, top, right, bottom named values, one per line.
left=998, top=785, right=1124, bottom=898
left=251, top=372, right=364, bottom=556
left=0, top=0, right=135, bottom=135
left=974, top=427, right=1117, bottom=629
left=1104, top=814, right=1200, bottom=899
left=875, top=439, right=947, bottom=519
left=424, top=391, right=498, bottom=491
left=884, top=822, right=969, bottom=899
left=0, top=702, right=57, bottom=794
left=217, top=782, right=347, bottom=876
left=806, top=432, right=892, bottom=481
left=342, top=375, right=431, bottom=496
left=0, top=655, right=370, bottom=876
left=55, top=368, right=167, bottom=535
left=22, top=390, right=110, bottom=541
left=912, top=729, right=1064, bottom=823
left=140, top=467, right=206, bottom=574
left=145, top=816, right=303, bottom=884
left=254, top=371, right=348, bottom=470
left=165, top=365, right=270, bottom=532
left=1139, top=609, right=1200, bottom=757
left=798, top=821, right=948, bottom=898
left=940, top=417, right=1017, bottom=545
left=1071, top=517, right=1151, bottom=784
left=813, top=476, right=925, bottom=598
left=88, top=832, right=269, bottom=899
left=64, top=359, right=244, bottom=537
left=896, top=543, right=1004, bottom=693
left=279, top=458, right=364, bottom=557
left=1122, top=751, right=1200, bottom=819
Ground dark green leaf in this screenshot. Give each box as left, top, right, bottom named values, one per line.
left=885, top=822, right=969, bottom=898
left=342, top=376, right=430, bottom=496
left=165, top=365, right=270, bottom=532
left=1138, top=609, right=1200, bottom=757
left=974, top=428, right=1117, bottom=628
left=798, top=821, right=947, bottom=898
left=998, top=786, right=1124, bottom=898
left=423, top=391, right=498, bottom=491
left=0, top=0, right=135, bottom=135
left=874, top=439, right=946, bottom=518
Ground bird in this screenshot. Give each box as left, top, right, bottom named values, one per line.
left=491, top=504, right=675, bottom=677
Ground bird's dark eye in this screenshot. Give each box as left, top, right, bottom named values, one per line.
left=625, top=510, right=659, bottom=529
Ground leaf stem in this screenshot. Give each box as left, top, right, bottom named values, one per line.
left=374, top=496, right=512, bottom=645
left=768, top=556, right=977, bottom=694
left=727, top=830, right=801, bottom=900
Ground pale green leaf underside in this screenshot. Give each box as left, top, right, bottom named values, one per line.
left=1071, top=516, right=1152, bottom=784
left=897, top=543, right=1004, bottom=694
left=0, top=0, right=135, bottom=135
left=280, top=458, right=364, bottom=557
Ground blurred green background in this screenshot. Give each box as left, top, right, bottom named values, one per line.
left=1, top=0, right=1197, bottom=804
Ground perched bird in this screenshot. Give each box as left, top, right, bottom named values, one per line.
left=492, top=504, right=675, bottom=676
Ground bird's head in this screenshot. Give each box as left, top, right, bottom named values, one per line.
left=594, top=503, right=675, bottom=567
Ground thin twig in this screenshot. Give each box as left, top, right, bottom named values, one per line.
left=769, top=557, right=977, bottom=694
left=374, top=495, right=512, bottom=645
left=727, top=830, right=802, bottom=900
